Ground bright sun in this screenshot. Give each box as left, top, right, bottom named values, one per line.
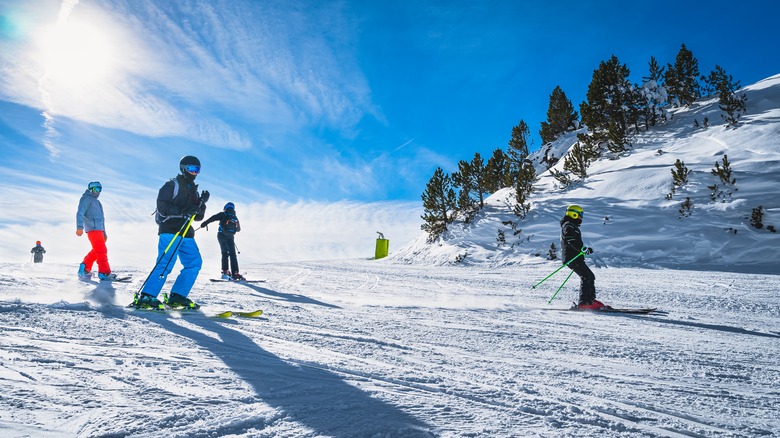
left=40, top=20, right=114, bottom=85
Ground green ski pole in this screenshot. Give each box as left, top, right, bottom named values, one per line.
left=548, top=269, right=575, bottom=304
left=531, top=249, right=585, bottom=289
left=136, top=213, right=197, bottom=300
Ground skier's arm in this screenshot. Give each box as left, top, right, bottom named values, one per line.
left=194, top=195, right=206, bottom=221
left=156, top=180, right=182, bottom=219
left=76, top=196, right=89, bottom=235
left=201, top=212, right=223, bottom=227
left=562, top=223, right=583, bottom=253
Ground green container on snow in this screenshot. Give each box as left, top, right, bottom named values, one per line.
left=375, top=232, right=389, bottom=259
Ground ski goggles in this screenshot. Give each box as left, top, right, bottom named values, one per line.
left=88, top=182, right=102, bottom=192
left=184, top=165, right=200, bottom=174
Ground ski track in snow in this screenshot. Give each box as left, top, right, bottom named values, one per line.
left=0, top=261, right=778, bottom=437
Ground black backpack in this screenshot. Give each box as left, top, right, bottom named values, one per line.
left=220, top=211, right=239, bottom=234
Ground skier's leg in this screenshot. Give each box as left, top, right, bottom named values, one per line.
left=141, top=234, right=178, bottom=297
left=87, top=230, right=111, bottom=274
left=227, top=237, right=239, bottom=275
left=170, top=237, right=202, bottom=297
left=568, top=258, right=596, bottom=304
left=217, top=234, right=229, bottom=272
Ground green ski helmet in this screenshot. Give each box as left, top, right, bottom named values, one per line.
left=565, top=205, right=584, bottom=220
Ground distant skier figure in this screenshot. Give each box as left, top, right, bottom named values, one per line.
left=136, top=156, right=209, bottom=309
left=31, top=241, right=46, bottom=263
left=560, top=205, right=605, bottom=309
left=200, top=202, right=245, bottom=281
left=76, top=181, right=116, bottom=280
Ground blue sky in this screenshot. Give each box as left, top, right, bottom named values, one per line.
left=1, top=0, right=780, bottom=205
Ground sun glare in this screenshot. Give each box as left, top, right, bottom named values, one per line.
left=40, top=20, right=114, bottom=85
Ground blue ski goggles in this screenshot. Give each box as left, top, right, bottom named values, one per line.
left=88, top=182, right=102, bottom=192
left=184, top=165, right=200, bottom=174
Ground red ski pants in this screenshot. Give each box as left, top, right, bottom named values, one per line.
left=82, top=230, right=111, bottom=274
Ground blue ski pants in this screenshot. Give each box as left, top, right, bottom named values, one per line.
left=141, top=233, right=202, bottom=298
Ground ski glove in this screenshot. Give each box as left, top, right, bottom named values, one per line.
left=583, top=247, right=594, bottom=255
left=200, top=190, right=210, bottom=204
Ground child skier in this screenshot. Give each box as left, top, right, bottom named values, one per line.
left=560, top=205, right=605, bottom=309
left=31, top=241, right=46, bottom=263
left=135, top=156, right=209, bottom=309
left=200, top=202, right=244, bottom=281
left=76, top=181, right=116, bottom=280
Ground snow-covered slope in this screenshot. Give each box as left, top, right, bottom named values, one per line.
left=392, top=74, right=780, bottom=274
left=1, top=260, right=778, bottom=437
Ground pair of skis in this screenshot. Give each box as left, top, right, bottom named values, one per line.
left=567, top=305, right=664, bottom=315
left=209, top=278, right=266, bottom=283
left=127, top=304, right=263, bottom=319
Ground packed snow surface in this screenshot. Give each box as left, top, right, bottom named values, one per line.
left=1, top=260, right=778, bottom=437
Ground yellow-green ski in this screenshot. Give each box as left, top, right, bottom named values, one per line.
left=233, top=309, right=263, bottom=318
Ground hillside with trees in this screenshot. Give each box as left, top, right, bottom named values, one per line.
left=402, top=44, right=777, bottom=273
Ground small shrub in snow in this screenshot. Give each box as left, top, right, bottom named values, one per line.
left=679, top=197, right=693, bottom=218
left=497, top=229, right=506, bottom=247
left=709, top=155, right=737, bottom=202
left=668, top=159, right=691, bottom=198
left=750, top=206, right=764, bottom=229
left=548, top=243, right=558, bottom=261
left=550, top=169, right=572, bottom=189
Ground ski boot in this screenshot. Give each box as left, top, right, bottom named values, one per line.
left=78, top=263, right=92, bottom=278
left=98, top=272, right=118, bottom=281
left=166, top=292, right=200, bottom=310
left=577, top=299, right=607, bottom=310
left=232, top=272, right=246, bottom=282
left=133, top=293, right=164, bottom=310
left=220, top=270, right=231, bottom=280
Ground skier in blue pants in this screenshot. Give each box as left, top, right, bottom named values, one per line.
left=136, top=156, right=209, bottom=309
left=141, top=234, right=203, bottom=304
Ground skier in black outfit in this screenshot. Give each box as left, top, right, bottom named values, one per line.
left=200, top=202, right=245, bottom=281
left=31, top=241, right=46, bottom=263
left=136, top=155, right=209, bottom=310
left=560, top=205, right=605, bottom=309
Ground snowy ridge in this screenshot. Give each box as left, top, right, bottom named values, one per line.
left=391, top=74, right=780, bottom=274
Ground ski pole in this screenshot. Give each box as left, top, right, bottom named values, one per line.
left=531, top=250, right=585, bottom=289
left=548, top=269, right=575, bottom=304
left=136, top=213, right=197, bottom=297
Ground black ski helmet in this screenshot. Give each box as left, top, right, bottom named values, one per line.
left=179, top=155, right=201, bottom=175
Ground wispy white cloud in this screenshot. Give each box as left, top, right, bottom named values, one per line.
left=2, top=0, right=377, bottom=155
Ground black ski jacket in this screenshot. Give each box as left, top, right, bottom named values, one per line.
left=156, top=174, right=206, bottom=237
left=560, top=216, right=584, bottom=262
left=202, top=211, right=241, bottom=237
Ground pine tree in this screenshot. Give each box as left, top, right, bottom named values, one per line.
left=421, top=167, right=457, bottom=242
left=665, top=43, right=701, bottom=106
left=563, top=137, right=600, bottom=179
left=579, top=55, right=636, bottom=147
left=539, top=86, right=579, bottom=145
left=506, top=119, right=532, bottom=189
left=452, top=152, right=490, bottom=210
left=513, top=159, right=536, bottom=218
left=485, top=148, right=508, bottom=192
left=639, top=56, right=669, bottom=129
left=508, top=119, right=531, bottom=163
left=705, top=66, right=748, bottom=127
